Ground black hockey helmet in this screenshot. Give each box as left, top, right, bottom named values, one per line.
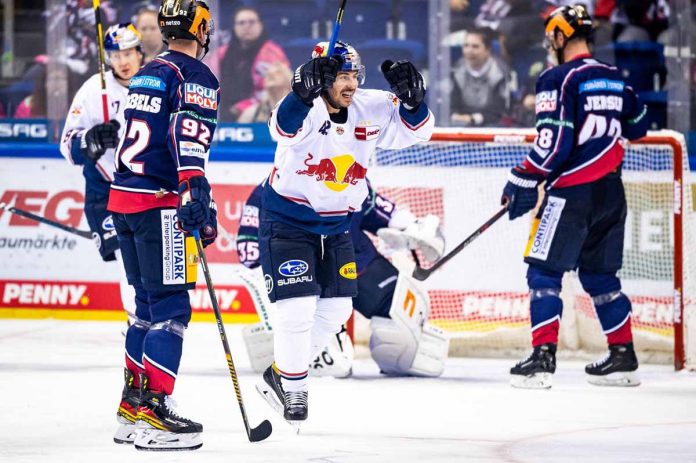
left=158, top=0, right=214, bottom=57
left=544, top=4, right=593, bottom=42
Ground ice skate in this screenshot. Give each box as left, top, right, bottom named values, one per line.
left=113, top=368, right=140, bottom=444
left=510, top=343, right=556, bottom=389
left=586, top=343, right=640, bottom=387
left=133, top=376, right=202, bottom=451
left=256, top=364, right=307, bottom=432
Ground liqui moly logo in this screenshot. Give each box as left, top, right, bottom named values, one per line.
left=184, top=83, right=218, bottom=110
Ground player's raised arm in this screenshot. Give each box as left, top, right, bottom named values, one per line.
left=377, top=60, right=434, bottom=149
left=269, top=55, right=342, bottom=145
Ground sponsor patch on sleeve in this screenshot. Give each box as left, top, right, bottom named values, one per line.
left=184, top=83, right=218, bottom=110
left=535, top=90, right=558, bottom=114
left=354, top=126, right=381, bottom=141
left=179, top=141, right=207, bottom=159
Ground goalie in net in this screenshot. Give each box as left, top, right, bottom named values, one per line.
left=235, top=180, right=449, bottom=379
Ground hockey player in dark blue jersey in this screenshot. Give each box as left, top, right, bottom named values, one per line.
left=500, top=5, right=648, bottom=389
left=107, top=0, right=218, bottom=451
left=236, top=181, right=448, bottom=379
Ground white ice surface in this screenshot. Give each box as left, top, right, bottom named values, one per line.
left=1, top=319, right=695, bottom=463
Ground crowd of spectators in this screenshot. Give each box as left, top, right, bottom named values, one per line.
left=0, top=0, right=689, bottom=132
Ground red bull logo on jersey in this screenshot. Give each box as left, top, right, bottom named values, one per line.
left=184, top=83, right=218, bottom=110
left=295, top=153, right=367, bottom=192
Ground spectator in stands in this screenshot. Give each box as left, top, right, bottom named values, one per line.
left=473, top=0, right=538, bottom=62
left=612, top=0, right=670, bottom=43
left=450, top=0, right=472, bottom=33
left=14, top=59, right=47, bottom=119
left=216, top=7, right=290, bottom=122
left=134, top=6, right=165, bottom=63
left=450, top=28, right=510, bottom=127
left=237, top=62, right=292, bottom=123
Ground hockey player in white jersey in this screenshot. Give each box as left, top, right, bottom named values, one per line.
left=60, top=23, right=144, bottom=321
left=257, top=40, right=434, bottom=424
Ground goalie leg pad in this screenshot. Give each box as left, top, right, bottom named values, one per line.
left=242, top=323, right=275, bottom=374
left=369, top=317, right=448, bottom=377
left=310, top=329, right=354, bottom=378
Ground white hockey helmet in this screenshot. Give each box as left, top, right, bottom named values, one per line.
left=104, top=23, right=143, bottom=64
left=312, top=40, right=365, bottom=85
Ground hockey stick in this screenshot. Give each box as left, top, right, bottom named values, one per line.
left=412, top=204, right=509, bottom=281
left=0, top=202, right=93, bottom=240
left=92, top=0, right=110, bottom=123
left=192, top=229, right=273, bottom=443
left=327, top=0, right=348, bottom=55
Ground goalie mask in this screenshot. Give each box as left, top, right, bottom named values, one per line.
left=544, top=4, right=593, bottom=65
left=159, top=0, right=214, bottom=60
left=312, top=40, right=366, bottom=85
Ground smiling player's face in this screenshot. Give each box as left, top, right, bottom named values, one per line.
left=327, top=71, right=359, bottom=108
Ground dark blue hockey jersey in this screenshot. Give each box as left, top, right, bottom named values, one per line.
left=522, top=54, right=648, bottom=188
left=237, top=182, right=395, bottom=274
left=108, top=50, right=219, bottom=213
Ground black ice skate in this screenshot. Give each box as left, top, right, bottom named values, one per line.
left=256, top=364, right=308, bottom=430
left=586, top=343, right=640, bottom=387
left=510, top=343, right=557, bottom=389
left=113, top=368, right=140, bottom=444
left=133, top=375, right=203, bottom=451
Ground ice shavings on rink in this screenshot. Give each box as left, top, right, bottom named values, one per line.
left=1, top=319, right=695, bottom=463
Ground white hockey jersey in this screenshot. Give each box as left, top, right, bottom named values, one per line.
left=59, top=71, right=128, bottom=183
left=265, top=88, right=433, bottom=234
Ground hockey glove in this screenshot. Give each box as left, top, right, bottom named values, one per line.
left=292, top=56, right=343, bottom=105
left=501, top=167, right=544, bottom=220
left=201, top=200, right=218, bottom=248
left=82, top=120, right=120, bottom=162
left=381, top=60, right=426, bottom=110
left=177, top=175, right=213, bottom=233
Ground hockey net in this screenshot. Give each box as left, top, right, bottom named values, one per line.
left=362, top=128, right=695, bottom=370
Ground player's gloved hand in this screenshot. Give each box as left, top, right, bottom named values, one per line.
left=177, top=175, right=212, bottom=233
left=201, top=200, right=218, bottom=248
left=82, top=120, right=121, bottom=162
left=292, top=56, right=343, bottom=105
left=381, top=60, right=426, bottom=110
left=501, top=167, right=544, bottom=220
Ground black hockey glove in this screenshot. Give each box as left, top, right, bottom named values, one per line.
left=177, top=175, right=213, bottom=233
left=501, top=167, right=544, bottom=220
left=381, top=60, right=426, bottom=110
left=292, top=56, right=343, bottom=105
left=82, top=120, right=120, bottom=162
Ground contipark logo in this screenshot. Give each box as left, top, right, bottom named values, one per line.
left=339, top=262, right=357, bottom=280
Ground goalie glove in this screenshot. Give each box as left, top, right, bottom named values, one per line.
left=377, top=214, right=445, bottom=262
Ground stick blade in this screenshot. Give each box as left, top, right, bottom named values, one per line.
left=248, top=420, right=273, bottom=442
left=412, top=266, right=430, bottom=281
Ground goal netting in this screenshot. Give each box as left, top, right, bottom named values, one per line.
left=362, top=128, right=695, bottom=370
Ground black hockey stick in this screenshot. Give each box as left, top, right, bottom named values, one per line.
left=327, top=0, right=348, bottom=55
left=92, top=0, right=110, bottom=123
left=192, top=229, right=273, bottom=443
left=0, top=202, right=93, bottom=239
left=412, top=204, right=509, bottom=281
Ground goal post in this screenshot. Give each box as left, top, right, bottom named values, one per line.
left=363, top=128, right=694, bottom=370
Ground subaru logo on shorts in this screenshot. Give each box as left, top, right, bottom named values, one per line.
left=102, top=216, right=115, bottom=231
left=278, top=260, right=308, bottom=277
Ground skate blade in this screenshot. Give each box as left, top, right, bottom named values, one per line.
left=133, top=428, right=202, bottom=451
left=587, top=371, right=641, bottom=387
left=510, top=372, right=553, bottom=389
left=113, top=423, right=137, bottom=445
left=255, top=383, right=303, bottom=433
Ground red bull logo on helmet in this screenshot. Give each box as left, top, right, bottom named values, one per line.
left=296, top=153, right=367, bottom=192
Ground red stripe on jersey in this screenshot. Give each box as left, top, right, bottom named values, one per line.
left=107, top=188, right=178, bottom=214
left=400, top=112, right=431, bottom=131
left=275, top=123, right=298, bottom=138
left=551, top=140, right=624, bottom=188
left=177, top=170, right=204, bottom=183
